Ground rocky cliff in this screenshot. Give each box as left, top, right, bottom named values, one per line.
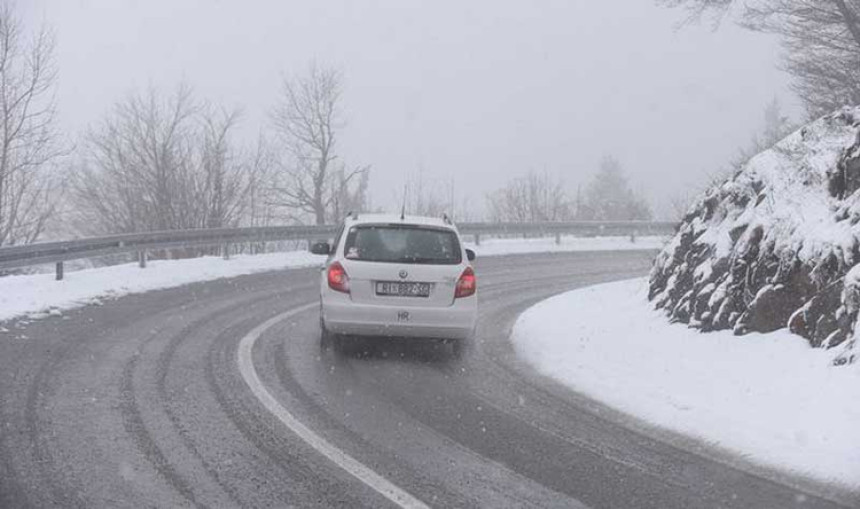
left=649, top=107, right=860, bottom=364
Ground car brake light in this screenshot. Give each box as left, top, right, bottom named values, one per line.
left=455, top=266, right=476, bottom=298
left=328, top=262, right=350, bottom=293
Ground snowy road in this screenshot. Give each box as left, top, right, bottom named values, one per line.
left=0, top=251, right=850, bottom=508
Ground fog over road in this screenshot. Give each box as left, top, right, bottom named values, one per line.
left=0, top=251, right=847, bottom=508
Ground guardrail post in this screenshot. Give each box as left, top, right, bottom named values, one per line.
left=138, top=250, right=147, bottom=268
left=222, top=243, right=231, bottom=260
left=55, top=261, right=63, bottom=281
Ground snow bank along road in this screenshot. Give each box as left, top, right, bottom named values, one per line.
left=0, top=251, right=852, bottom=508
left=513, top=280, right=860, bottom=500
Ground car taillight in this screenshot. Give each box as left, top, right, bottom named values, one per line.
left=327, top=262, right=350, bottom=293
left=455, top=266, right=476, bottom=298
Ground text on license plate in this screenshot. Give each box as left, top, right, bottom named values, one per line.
left=376, top=281, right=432, bottom=297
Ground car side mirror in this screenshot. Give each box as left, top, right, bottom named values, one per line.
left=465, top=248, right=476, bottom=262
left=310, top=241, right=331, bottom=255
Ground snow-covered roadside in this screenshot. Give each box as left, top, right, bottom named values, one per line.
left=512, top=278, right=860, bottom=489
left=0, top=235, right=665, bottom=323
left=465, top=235, right=665, bottom=256
left=0, top=251, right=327, bottom=323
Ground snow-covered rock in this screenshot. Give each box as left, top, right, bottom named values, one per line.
left=649, top=107, right=860, bottom=363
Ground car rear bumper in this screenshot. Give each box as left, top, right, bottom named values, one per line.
left=322, top=294, right=477, bottom=340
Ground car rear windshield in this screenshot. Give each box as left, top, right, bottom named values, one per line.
left=343, top=224, right=462, bottom=265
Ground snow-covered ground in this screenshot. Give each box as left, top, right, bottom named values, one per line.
left=0, top=251, right=325, bottom=323
left=512, top=278, right=860, bottom=489
left=464, top=235, right=664, bottom=255
left=0, top=235, right=664, bottom=323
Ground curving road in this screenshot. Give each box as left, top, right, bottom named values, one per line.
left=0, top=251, right=855, bottom=508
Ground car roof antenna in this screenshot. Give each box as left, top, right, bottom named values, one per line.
left=400, top=184, right=407, bottom=220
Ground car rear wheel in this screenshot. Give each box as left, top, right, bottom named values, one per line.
left=320, top=317, right=339, bottom=352
left=449, top=338, right=466, bottom=359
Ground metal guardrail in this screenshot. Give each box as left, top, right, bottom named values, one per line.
left=456, top=220, right=676, bottom=240
left=0, top=221, right=675, bottom=280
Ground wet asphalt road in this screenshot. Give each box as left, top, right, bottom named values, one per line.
left=0, top=250, right=856, bottom=508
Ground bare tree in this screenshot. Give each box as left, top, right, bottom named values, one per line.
left=72, top=85, right=254, bottom=235
left=329, top=164, right=370, bottom=221
left=661, top=0, right=860, bottom=116
left=73, top=85, right=196, bottom=234
left=668, top=98, right=797, bottom=220
left=731, top=97, right=795, bottom=168
left=271, top=63, right=367, bottom=224
left=0, top=3, right=62, bottom=246
left=390, top=170, right=475, bottom=221
left=659, top=0, right=734, bottom=24
left=244, top=135, right=279, bottom=227
left=486, top=171, right=572, bottom=223
left=393, top=169, right=449, bottom=218
left=198, top=105, right=253, bottom=228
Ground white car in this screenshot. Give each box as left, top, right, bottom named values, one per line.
left=311, top=213, right=478, bottom=354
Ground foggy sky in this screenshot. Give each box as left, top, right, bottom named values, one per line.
left=24, top=0, right=796, bottom=219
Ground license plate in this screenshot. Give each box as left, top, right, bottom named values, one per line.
left=375, top=281, right=432, bottom=297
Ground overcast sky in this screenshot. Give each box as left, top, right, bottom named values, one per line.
left=23, top=0, right=796, bottom=219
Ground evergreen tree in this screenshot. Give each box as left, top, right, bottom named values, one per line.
left=581, top=156, right=652, bottom=220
